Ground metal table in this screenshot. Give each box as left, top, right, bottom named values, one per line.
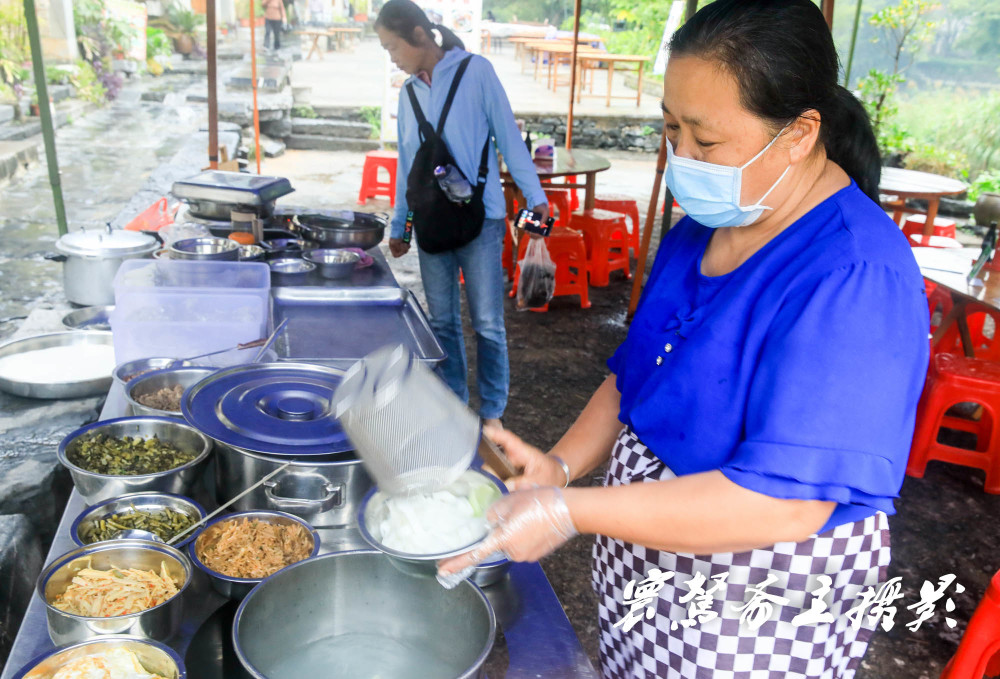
left=1, top=250, right=599, bottom=679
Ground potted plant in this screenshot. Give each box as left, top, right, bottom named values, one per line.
left=236, top=0, right=265, bottom=27
left=164, top=3, right=205, bottom=55
left=970, top=171, right=1000, bottom=227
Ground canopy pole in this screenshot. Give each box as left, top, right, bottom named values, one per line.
left=565, top=0, right=581, bottom=149
left=844, top=0, right=863, bottom=87
left=628, top=127, right=667, bottom=318
left=249, top=0, right=262, bottom=172
left=821, top=0, right=835, bottom=29
left=207, top=0, right=219, bottom=168
left=23, top=0, right=68, bottom=235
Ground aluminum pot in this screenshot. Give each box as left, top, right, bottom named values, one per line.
left=37, top=539, right=191, bottom=644
left=51, top=228, right=158, bottom=306
left=58, top=416, right=214, bottom=505
left=10, top=635, right=185, bottom=679
left=233, top=550, right=495, bottom=679
left=286, top=212, right=386, bottom=250
left=213, top=443, right=372, bottom=535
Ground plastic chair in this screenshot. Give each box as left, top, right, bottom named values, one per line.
left=357, top=150, right=397, bottom=206
left=939, top=567, right=1000, bottom=679
left=903, top=214, right=958, bottom=241
left=544, top=189, right=572, bottom=227
left=906, top=352, right=1000, bottom=493
left=568, top=209, right=631, bottom=287
left=936, top=303, right=1000, bottom=360
left=502, top=219, right=515, bottom=282
left=594, top=194, right=640, bottom=257
left=509, top=229, right=590, bottom=310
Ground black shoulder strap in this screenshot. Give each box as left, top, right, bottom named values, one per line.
left=405, top=82, right=434, bottom=142
left=436, top=55, right=474, bottom=137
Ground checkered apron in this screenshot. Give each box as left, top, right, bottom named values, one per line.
left=592, top=427, right=891, bottom=679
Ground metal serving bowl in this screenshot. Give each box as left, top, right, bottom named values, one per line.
left=113, top=357, right=199, bottom=388
left=126, top=367, right=216, bottom=418
left=233, top=550, right=494, bottom=679
left=70, top=492, right=207, bottom=549
left=10, top=635, right=185, bottom=679
left=188, top=510, right=320, bottom=601
left=302, top=248, right=360, bottom=280
left=37, top=540, right=192, bottom=645
left=168, top=237, right=240, bottom=262
left=358, top=469, right=506, bottom=579
left=239, top=244, right=266, bottom=262
left=61, top=306, right=114, bottom=332
left=0, top=331, right=114, bottom=399
left=58, top=416, right=213, bottom=505
left=262, top=238, right=315, bottom=261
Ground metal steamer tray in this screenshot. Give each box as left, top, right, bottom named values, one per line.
left=181, top=362, right=352, bottom=457
left=271, top=287, right=446, bottom=369
left=172, top=172, right=294, bottom=207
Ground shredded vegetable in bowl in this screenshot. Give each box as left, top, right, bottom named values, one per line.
left=372, top=472, right=502, bottom=555
left=51, top=560, right=180, bottom=618
left=51, top=647, right=168, bottom=679
left=195, top=518, right=314, bottom=580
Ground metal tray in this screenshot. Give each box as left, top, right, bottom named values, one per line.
left=271, top=287, right=446, bottom=368
left=0, top=331, right=114, bottom=399
left=171, top=171, right=294, bottom=207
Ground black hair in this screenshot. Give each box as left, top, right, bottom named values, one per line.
left=670, top=0, right=881, bottom=202
left=375, top=0, right=465, bottom=52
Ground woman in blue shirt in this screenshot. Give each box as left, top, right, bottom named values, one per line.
left=376, top=0, right=548, bottom=427
left=440, top=1, right=929, bottom=676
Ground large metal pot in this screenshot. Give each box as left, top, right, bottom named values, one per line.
left=233, top=550, right=495, bottom=679
left=279, top=209, right=387, bottom=250
left=50, top=227, right=159, bottom=306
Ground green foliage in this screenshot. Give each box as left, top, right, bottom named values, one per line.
left=360, top=105, right=381, bottom=139
left=292, top=104, right=317, bottom=118
left=146, top=28, right=173, bottom=60
left=166, top=3, right=206, bottom=36
left=235, top=0, right=265, bottom=21
left=46, top=65, right=71, bottom=85
left=70, top=59, right=107, bottom=104
left=968, top=171, right=1000, bottom=202
left=897, top=89, right=1000, bottom=177
left=903, top=142, right=967, bottom=178
left=0, top=1, right=29, bottom=87
left=74, top=0, right=139, bottom=61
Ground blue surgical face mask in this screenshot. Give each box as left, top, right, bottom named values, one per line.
left=664, top=125, right=791, bottom=228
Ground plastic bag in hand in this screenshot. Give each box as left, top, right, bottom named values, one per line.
left=516, top=238, right=556, bottom=310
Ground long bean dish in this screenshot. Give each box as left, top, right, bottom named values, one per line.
left=195, top=518, right=313, bottom=579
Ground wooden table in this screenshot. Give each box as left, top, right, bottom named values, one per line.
left=523, top=41, right=605, bottom=90
left=576, top=53, right=649, bottom=108
left=296, top=26, right=361, bottom=59
left=913, top=246, right=999, bottom=356
left=880, top=167, right=967, bottom=237
left=501, top=146, right=611, bottom=214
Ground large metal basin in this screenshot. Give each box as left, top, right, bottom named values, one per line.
left=234, top=550, right=495, bottom=679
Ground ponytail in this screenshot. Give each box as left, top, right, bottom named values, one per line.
left=671, top=0, right=882, bottom=204
left=376, top=0, right=464, bottom=52
left=434, top=23, right=465, bottom=52
left=818, top=86, right=881, bottom=202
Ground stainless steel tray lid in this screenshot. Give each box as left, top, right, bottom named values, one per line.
left=171, top=171, right=294, bottom=206
left=182, top=362, right=351, bottom=456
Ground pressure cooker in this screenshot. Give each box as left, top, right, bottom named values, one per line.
left=50, top=226, right=159, bottom=306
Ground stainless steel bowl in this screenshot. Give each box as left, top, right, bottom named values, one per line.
left=37, top=540, right=192, bottom=645
left=61, top=306, right=114, bottom=332
left=10, top=635, right=185, bottom=679
left=168, top=237, right=240, bottom=262
left=262, top=238, right=314, bottom=261
left=113, top=357, right=199, bottom=388
left=358, top=469, right=505, bottom=578
left=302, top=248, right=360, bottom=280
left=70, top=492, right=208, bottom=549
left=0, top=331, right=114, bottom=399
left=234, top=550, right=495, bottom=679
left=268, top=258, right=315, bottom=275
left=58, top=416, right=214, bottom=505
left=126, top=367, right=216, bottom=418
left=290, top=213, right=386, bottom=250
left=239, top=244, right=266, bottom=262
left=188, top=510, right=320, bottom=601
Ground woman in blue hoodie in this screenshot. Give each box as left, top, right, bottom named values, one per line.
left=376, top=0, right=548, bottom=428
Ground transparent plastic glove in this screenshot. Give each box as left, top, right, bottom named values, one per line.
left=484, top=426, right=569, bottom=491
left=436, top=487, right=577, bottom=586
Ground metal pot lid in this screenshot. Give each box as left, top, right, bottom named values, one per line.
left=182, top=362, right=351, bottom=456
left=172, top=171, right=294, bottom=206
left=56, top=228, right=158, bottom=257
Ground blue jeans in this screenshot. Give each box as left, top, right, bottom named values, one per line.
left=417, top=218, right=508, bottom=420
left=264, top=19, right=282, bottom=49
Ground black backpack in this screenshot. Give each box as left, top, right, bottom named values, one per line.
left=402, top=56, right=491, bottom=254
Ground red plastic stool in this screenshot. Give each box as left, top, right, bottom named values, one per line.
left=907, top=352, right=1000, bottom=493
left=509, top=229, right=590, bottom=310
left=927, top=279, right=955, bottom=344
left=544, top=189, right=572, bottom=226
left=935, top=301, right=1000, bottom=360
left=357, top=150, right=397, bottom=206
left=569, top=209, right=631, bottom=287
left=940, top=567, right=1000, bottom=679
left=903, top=214, right=958, bottom=240
left=594, top=194, right=640, bottom=257
left=910, top=235, right=964, bottom=249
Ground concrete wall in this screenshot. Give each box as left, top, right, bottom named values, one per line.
left=521, top=114, right=663, bottom=153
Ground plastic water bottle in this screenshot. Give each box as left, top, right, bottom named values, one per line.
left=434, top=165, right=473, bottom=204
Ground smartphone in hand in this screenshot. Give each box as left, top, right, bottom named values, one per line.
left=514, top=208, right=555, bottom=238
